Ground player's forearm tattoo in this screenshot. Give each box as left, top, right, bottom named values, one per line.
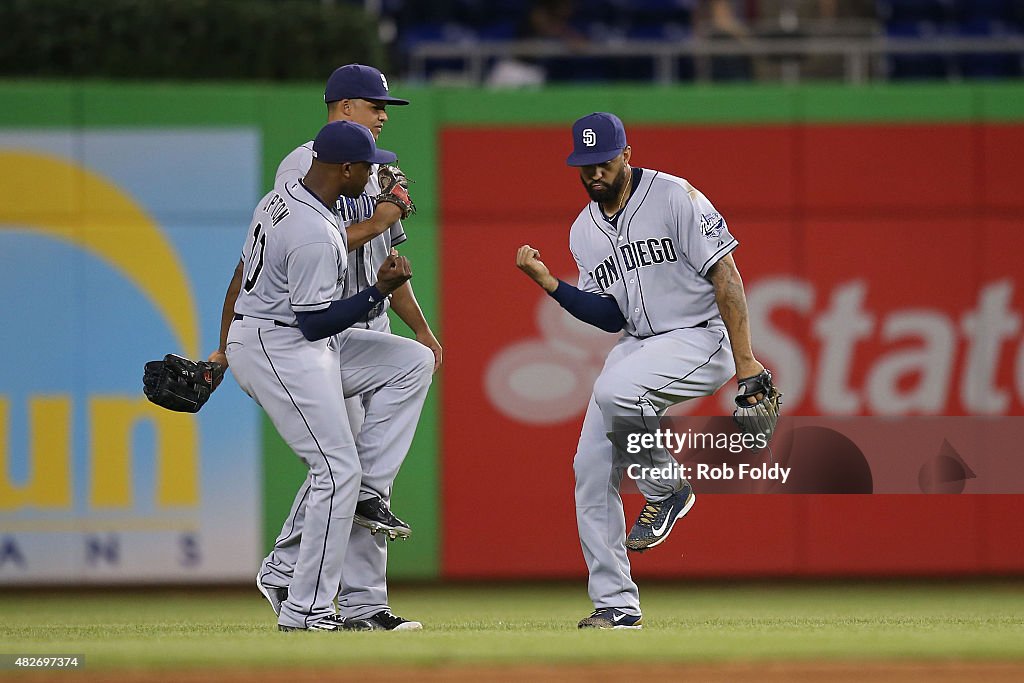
left=712, top=264, right=755, bottom=364
left=716, top=278, right=748, bottom=330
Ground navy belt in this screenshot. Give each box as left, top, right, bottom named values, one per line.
left=233, top=313, right=296, bottom=328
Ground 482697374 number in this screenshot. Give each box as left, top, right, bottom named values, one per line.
left=2, top=655, right=83, bottom=669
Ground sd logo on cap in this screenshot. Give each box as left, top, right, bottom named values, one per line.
left=567, top=112, right=628, bottom=166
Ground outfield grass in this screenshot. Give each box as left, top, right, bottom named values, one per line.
left=1, top=583, right=1023, bottom=670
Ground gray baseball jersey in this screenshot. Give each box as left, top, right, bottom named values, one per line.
left=234, top=181, right=347, bottom=326
left=276, top=142, right=405, bottom=326
left=569, top=169, right=737, bottom=337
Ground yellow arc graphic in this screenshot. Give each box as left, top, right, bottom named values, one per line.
left=0, top=151, right=198, bottom=357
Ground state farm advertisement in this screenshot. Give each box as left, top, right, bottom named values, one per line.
left=439, top=123, right=1024, bottom=578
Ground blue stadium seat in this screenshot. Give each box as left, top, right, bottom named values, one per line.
left=399, top=22, right=479, bottom=79
left=952, top=0, right=1013, bottom=22
left=578, top=21, right=625, bottom=43
left=886, top=21, right=952, bottom=79
left=481, top=0, right=531, bottom=23
left=619, top=0, right=694, bottom=26
left=625, top=22, right=691, bottom=41
left=623, top=21, right=695, bottom=80
left=399, top=22, right=478, bottom=48
left=575, top=0, right=622, bottom=25
left=393, top=0, right=1020, bottom=83
left=955, top=19, right=1023, bottom=79
left=477, top=21, right=518, bottom=41
left=879, top=0, right=953, bottom=23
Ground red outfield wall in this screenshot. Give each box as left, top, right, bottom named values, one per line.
left=440, top=122, right=1024, bottom=578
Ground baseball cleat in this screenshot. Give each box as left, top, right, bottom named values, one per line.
left=363, top=610, right=423, bottom=631
left=256, top=571, right=288, bottom=616
left=278, top=615, right=372, bottom=632
left=625, top=481, right=696, bottom=553
left=578, top=607, right=643, bottom=630
left=354, top=497, right=412, bottom=540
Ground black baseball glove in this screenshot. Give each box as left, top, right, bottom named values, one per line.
left=733, top=368, right=783, bottom=448
left=375, top=164, right=416, bottom=219
left=143, top=354, right=225, bottom=413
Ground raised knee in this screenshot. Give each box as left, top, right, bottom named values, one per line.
left=592, top=372, right=630, bottom=413
left=412, top=344, right=435, bottom=381
left=591, top=374, right=612, bottom=410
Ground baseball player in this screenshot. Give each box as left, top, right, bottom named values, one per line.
left=516, top=112, right=773, bottom=630
left=263, top=64, right=439, bottom=631
left=227, top=120, right=433, bottom=632
left=210, top=65, right=437, bottom=631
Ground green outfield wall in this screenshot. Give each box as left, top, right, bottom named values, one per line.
left=2, top=81, right=1022, bottom=581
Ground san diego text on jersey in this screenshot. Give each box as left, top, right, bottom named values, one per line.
left=589, top=237, right=679, bottom=291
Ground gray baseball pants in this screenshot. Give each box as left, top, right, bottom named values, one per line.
left=255, top=322, right=433, bottom=621
left=574, top=323, right=734, bottom=616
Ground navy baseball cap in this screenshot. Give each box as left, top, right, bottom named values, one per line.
left=312, top=121, right=398, bottom=165
left=324, top=64, right=410, bottom=105
left=566, top=112, right=628, bottom=166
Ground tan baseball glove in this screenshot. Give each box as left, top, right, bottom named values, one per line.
left=375, top=164, right=415, bottom=220
left=733, top=368, right=783, bottom=449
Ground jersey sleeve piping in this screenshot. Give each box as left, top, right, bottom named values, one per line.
left=290, top=300, right=333, bottom=312
left=698, top=238, right=739, bottom=277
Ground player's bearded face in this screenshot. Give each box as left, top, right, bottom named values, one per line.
left=580, top=159, right=628, bottom=203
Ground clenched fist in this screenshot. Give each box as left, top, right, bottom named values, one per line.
left=375, top=250, right=412, bottom=295
left=515, top=244, right=558, bottom=293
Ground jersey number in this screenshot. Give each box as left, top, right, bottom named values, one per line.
left=243, top=222, right=266, bottom=293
